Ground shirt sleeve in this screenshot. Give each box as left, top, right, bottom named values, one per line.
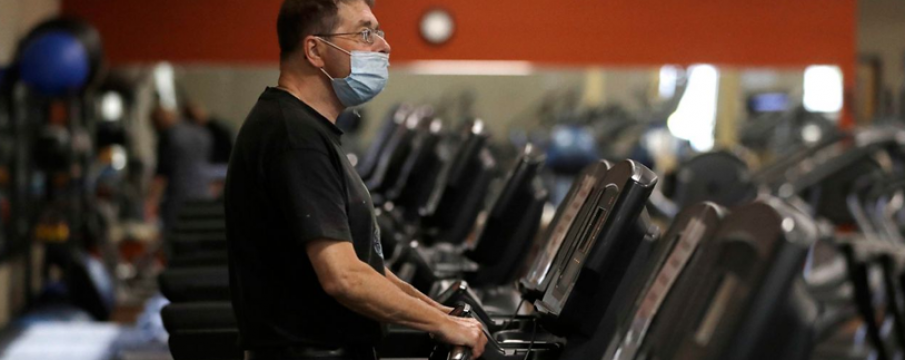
left=268, top=148, right=352, bottom=245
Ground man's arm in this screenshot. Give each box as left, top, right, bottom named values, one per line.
left=307, top=240, right=486, bottom=357
left=385, top=267, right=454, bottom=314
left=145, top=176, right=167, bottom=220
left=148, top=133, right=171, bottom=220
left=269, top=148, right=486, bottom=356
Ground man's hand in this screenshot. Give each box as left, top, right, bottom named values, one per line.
left=437, top=304, right=455, bottom=314
left=435, top=316, right=488, bottom=359
left=308, top=240, right=479, bottom=347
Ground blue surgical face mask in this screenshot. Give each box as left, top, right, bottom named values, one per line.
left=317, top=37, right=389, bottom=107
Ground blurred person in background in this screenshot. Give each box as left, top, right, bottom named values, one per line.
left=184, top=101, right=234, bottom=196
left=147, top=105, right=213, bottom=230
left=184, top=101, right=234, bottom=165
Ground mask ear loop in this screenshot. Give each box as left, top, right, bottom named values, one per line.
left=319, top=67, right=337, bottom=80
left=315, top=37, right=353, bottom=56
left=315, top=37, right=352, bottom=80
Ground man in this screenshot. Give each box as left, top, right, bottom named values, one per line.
left=224, top=1, right=487, bottom=359
left=183, top=101, right=234, bottom=165
left=148, top=105, right=213, bottom=230
left=184, top=101, right=234, bottom=196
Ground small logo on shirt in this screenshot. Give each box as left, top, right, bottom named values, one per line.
left=373, top=223, right=384, bottom=259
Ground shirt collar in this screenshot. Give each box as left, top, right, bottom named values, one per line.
left=268, top=87, right=344, bottom=136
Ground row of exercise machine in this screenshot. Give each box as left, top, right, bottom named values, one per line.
left=157, top=102, right=905, bottom=360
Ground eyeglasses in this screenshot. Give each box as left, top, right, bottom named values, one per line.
left=316, top=28, right=385, bottom=44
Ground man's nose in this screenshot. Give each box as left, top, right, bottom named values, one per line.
left=374, top=35, right=391, bottom=55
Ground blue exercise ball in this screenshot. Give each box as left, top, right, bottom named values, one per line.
left=19, top=31, right=91, bottom=96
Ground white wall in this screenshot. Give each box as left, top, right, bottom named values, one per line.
left=0, top=0, right=60, bottom=64
left=164, top=64, right=809, bottom=148
left=176, top=66, right=280, bottom=128
left=170, top=65, right=655, bottom=141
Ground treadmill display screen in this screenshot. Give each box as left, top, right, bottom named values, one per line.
left=524, top=173, right=598, bottom=288
left=748, top=92, right=788, bottom=113
left=549, top=185, right=617, bottom=305
left=578, top=207, right=607, bottom=254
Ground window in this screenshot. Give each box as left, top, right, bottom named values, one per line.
left=667, top=64, right=719, bottom=152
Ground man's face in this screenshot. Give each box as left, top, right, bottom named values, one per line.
left=320, top=1, right=391, bottom=78
left=151, top=107, right=177, bottom=132
left=186, top=104, right=209, bottom=124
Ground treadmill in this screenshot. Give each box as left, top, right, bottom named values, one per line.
left=429, top=159, right=617, bottom=326
left=356, top=104, right=410, bottom=182
left=571, top=203, right=728, bottom=360
left=465, top=144, right=549, bottom=289
left=756, top=126, right=905, bottom=225
left=636, top=197, right=819, bottom=360
left=393, top=145, right=546, bottom=301
left=365, top=106, right=432, bottom=203
left=534, top=160, right=660, bottom=336
left=386, top=121, right=498, bottom=288
left=521, top=160, right=613, bottom=301
left=419, top=120, right=498, bottom=246
left=383, top=116, right=445, bottom=224
left=433, top=159, right=659, bottom=360
left=667, top=151, right=757, bottom=209
left=430, top=145, right=549, bottom=314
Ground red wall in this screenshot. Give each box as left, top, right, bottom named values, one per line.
left=62, top=0, right=856, bottom=67
left=62, top=0, right=857, bottom=123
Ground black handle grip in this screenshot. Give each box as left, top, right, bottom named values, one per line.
left=449, top=303, right=471, bottom=316
left=449, top=346, right=472, bottom=360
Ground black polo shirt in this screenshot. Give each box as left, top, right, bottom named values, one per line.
left=225, top=87, right=386, bottom=349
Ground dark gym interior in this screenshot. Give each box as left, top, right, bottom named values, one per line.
left=1, top=0, right=905, bottom=359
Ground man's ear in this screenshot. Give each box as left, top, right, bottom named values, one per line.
left=303, top=36, right=326, bottom=69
